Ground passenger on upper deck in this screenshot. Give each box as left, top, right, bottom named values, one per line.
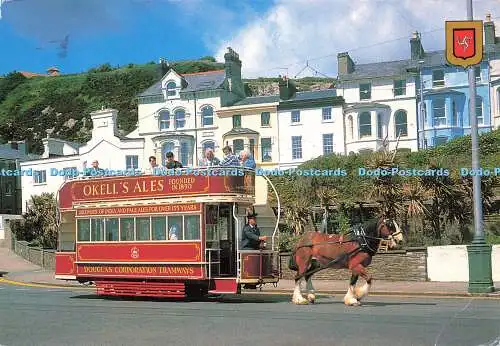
left=199, top=148, right=220, bottom=167
left=220, top=146, right=240, bottom=167
left=84, top=160, right=105, bottom=177
left=239, top=150, right=256, bottom=169
left=164, top=152, right=183, bottom=169
left=144, top=156, right=164, bottom=175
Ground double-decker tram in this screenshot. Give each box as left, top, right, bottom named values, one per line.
left=54, top=168, right=280, bottom=298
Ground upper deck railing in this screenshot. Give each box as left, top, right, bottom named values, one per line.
left=57, top=167, right=256, bottom=209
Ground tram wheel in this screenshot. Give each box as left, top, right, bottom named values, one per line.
left=185, top=284, right=208, bottom=299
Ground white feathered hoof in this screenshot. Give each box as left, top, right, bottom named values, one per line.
left=344, top=296, right=361, bottom=306
left=292, top=296, right=309, bottom=305
left=354, top=283, right=370, bottom=301
left=307, top=293, right=316, bottom=304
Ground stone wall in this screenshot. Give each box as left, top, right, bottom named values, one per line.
left=13, top=240, right=56, bottom=270
left=280, top=248, right=428, bottom=281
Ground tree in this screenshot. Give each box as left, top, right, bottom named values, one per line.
left=22, top=193, right=58, bottom=248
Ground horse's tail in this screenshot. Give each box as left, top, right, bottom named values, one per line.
left=288, top=252, right=298, bottom=271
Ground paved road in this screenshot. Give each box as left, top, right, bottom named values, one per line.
left=0, top=283, right=499, bottom=346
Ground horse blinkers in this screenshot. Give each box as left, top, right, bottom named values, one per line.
left=379, top=219, right=403, bottom=251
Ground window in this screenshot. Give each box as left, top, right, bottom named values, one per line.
left=359, top=112, right=371, bottom=137
left=184, top=215, right=200, bottom=240
left=261, top=112, right=270, bottom=126
left=105, top=218, right=119, bottom=241
left=233, top=139, right=244, bottom=154
left=34, top=170, right=46, bottom=184
left=159, top=110, right=170, bottom=130
left=62, top=167, right=77, bottom=181
left=323, top=134, right=334, bottom=154
left=175, top=109, right=185, bottom=128
left=291, top=110, right=300, bottom=123
left=261, top=138, right=272, bottom=162
left=120, top=218, right=135, bottom=241
left=292, top=136, right=302, bottom=159
left=359, top=83, right=371, bottom=100
left=433, top=99, right=446, bottom=126
left=249, top=139, right=255, bottom=157
left=432, top=70, right=445, bottom=87
left=377, top=113, right=384, bottom=139
left=393, top=79, right=406, bottom=96
left=202, top=141, right=215, bottom=153
left=152, top=217, right=166, bottom=240
left=125, top=155, right=138, bottom=169
left=5, top=182, right=13, bottom=196
left=77, top=219, right=90, bottom=241
left=434, top=136, right=448, bottom=146
left=136, top=217, right=151, bottom=241
left=475, top=66, right=481, bottom=82
left=180, top=142, right=189, bottom=166
left=322, top=107, right=332, bottom=121
left=232, top=114, right=241, bottom=128
left=91, top=219, right=104, bottom=241
left=394, top=110, right=408, bottom=137
left=476, top=96, right=483, bottom=125
left=201, top=106, right=213, bottom=126
left=166, top=81, right=176, bottom=96
left=348, top=115, right=354, bottom=139
left=168, top=216, right=183, bottom=240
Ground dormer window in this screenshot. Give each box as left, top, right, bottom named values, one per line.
left=166, top=81, right=177, bottom=97
left=159, top=110, right=170, bottom=130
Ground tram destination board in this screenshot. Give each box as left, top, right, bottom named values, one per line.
left=59, top=174, right=254, bottom=208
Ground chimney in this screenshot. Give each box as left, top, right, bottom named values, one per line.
left=90, top=108, right=119, bottom=140
left=279, top=76, right=297, bottom=100
left=224, top=47, right=244, bottom=97
left=8, top=141, right=18, bottom=150
left=410, top=31, right=425, bottom=61
left=484, top=13, right=496, bottom=47
left=337, top=52, right=355, bottom=75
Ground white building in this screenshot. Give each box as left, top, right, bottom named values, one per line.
left=132, top=47, right=246, bottom=166
left=336, top=39, right=419, bottom=153
left=485, top=15, right=500, bottom=129
left=20, top=108, right=145, bottom=212
left=276, top=78, right=345, bottom=168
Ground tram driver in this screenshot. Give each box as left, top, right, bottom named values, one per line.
left=241, top=209, right=267, bottom=250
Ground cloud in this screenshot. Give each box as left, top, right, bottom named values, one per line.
left=213, top=0, right=500, bottom=78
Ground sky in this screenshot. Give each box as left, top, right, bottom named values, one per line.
left=0, top=0, right=499, bottom=78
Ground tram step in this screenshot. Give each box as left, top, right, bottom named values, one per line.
left=95, top=281, right=186, bottom=298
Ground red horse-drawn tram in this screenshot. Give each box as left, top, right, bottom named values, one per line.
left=54, top=168, right=281, bottom=298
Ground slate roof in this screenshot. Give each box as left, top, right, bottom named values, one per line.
left=233, top=95, right=279, bottom=106
left=283, top=89, right=337, bottom=101
left=0, top=147, right=39, bottom=161
left=338, top=59, right=411, bottom=81
left=223, top=128, right=260, bottom=137
left=137, top=70, right=226, bottom=97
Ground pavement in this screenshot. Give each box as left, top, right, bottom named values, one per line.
left=1, top=247, right=500, bottom=297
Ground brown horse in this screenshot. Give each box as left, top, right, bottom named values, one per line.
left=288, top=217, right=403, bottom=306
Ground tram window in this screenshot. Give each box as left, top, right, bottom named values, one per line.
left=91, top=219, right=104, bottom=241
left=136, top=217, right=151, bottom=241
left=184, top=215, right=200, bottom=240
left=152, top=217, right=166, bottom=240
left=168, top=216, right=183, bottom=240
left=77, top=219, right=90, bottom=241
left=120, top=218, right=135, bottom=241
left=105, top=218, right=119, bottom=241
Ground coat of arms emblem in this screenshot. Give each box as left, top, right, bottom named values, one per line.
left=131, top=247, right=140, bottom=259
left=446, top=20, right=483, bottom=68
